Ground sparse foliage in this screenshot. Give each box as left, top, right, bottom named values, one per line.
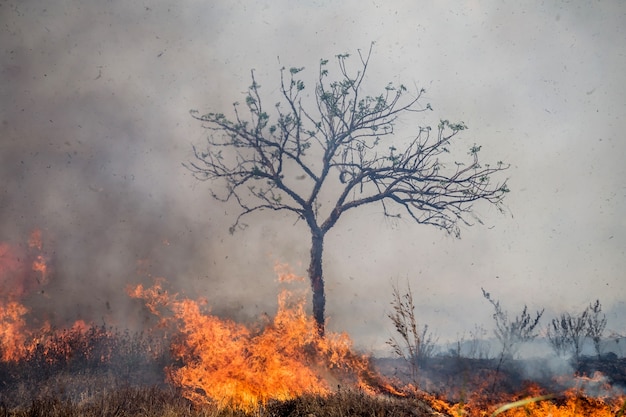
left=481, top=288, right=544, bottom=360
left=547, top=299, right=606, bottom=361
left=188, top=43, right=510, bottom=334
left=546, top=316, right=571, bottom=358
left=547, top=310, right=589, bottom=362
left=587, top=299, right=607, bottom=358
left=387, top=281, right=438, bottom=382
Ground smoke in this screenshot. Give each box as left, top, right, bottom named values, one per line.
left=0, top=1, right=264, bottom=329
left=2, top=0, right=626, bottom=350
left=517, top=342, right=576, bottom=383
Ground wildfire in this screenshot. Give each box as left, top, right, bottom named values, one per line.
left=1, top=231, right=625, bottom=416
left=128, top=269, right=394, bottom=411
left=27, top=229, right=49, bottom=284
left=0, top=300, right=31, bottom=361
left=483, top=390, right=624, bottom=417
left=431, top=375, right=626, bottom=417
left=0, top=230, right=49, bottom=361
left=0, top=230, right=111, bottom=365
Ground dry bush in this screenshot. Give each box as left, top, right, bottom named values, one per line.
left=386, top=281, right=438, bottom=385
left=481, top=288, right=544, bottom=361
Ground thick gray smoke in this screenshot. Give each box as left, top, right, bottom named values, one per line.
left=1, top=1, right=625, bottom=351
left=0, top=1, right=285, bottom=330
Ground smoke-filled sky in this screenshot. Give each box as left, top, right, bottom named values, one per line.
left=1, top=0, right=625, bottom=351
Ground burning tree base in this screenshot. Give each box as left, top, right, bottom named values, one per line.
left=128, top=278, right=398, bottom=411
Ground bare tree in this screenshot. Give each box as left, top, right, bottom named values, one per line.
left=547, top=308, right=589, bottom=362
left=187, top=43, right=510, bottom=334
left=587, top=299, right=607, bottom=359
left=387, top=281, right=438, bottom=382
left=547, top=300, right=606, bottom=361
left=546, top=316, right=571, bottom=358
left=481, top=288, right=544, bottom=360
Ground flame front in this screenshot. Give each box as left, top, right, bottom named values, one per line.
left=129, top=275, right=383, bottom=411
left=423, top=371, right=626, bottom=417
left=2, top=231, right=625, bottom=415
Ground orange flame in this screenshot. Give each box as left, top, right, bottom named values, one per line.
left=1, top=232, right=624, bottom=416
left=274, top=261, right=304, bottom=283
left=436, top=374, right=626, bottom=417
left=482, top=390, right=625, bottom=417
left=0, top=301, right=32, bottom=361
left=0, top=230, right=51, bottom=361
left=0, top=229, right=49, bottom=300
left=28, top=229, right=49, bottom=286
left=129, top=273, right=392, bottom=411
left=27, top=229, right=43, bottom=251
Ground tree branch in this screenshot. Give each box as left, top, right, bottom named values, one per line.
left=187, top=43, right=509, bottom=237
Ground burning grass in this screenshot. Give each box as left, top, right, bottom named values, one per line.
left=2, top=384, right=623, bottom=417
left=127, top=277, right=397, bottom=411
left=1, top=313, right=625, bottom=417
left=2, top=298, right=623, bottom=417
left=1, top=232, right=625, bottom=416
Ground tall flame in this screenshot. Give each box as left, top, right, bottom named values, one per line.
left=0, top=230, right=50, bottom=361
left=28, top=229, right=49, bottom=287
left=128, top=269, right=390, bottom=411
left=0, top=301, right=31, bottom=362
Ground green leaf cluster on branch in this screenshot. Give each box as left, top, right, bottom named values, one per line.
left=186, top=43, right=509, bottom=239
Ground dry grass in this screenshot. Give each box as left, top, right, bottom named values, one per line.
left=0, top=326, right=444, bottom=416
left=0, top=386, right=205, bottom=417
left=1, top=326, right=624, bottom=417
left=0, top=386, right=445, bottom=417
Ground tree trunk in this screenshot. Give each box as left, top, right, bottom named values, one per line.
left=308, top=230, right=325, bottom=336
